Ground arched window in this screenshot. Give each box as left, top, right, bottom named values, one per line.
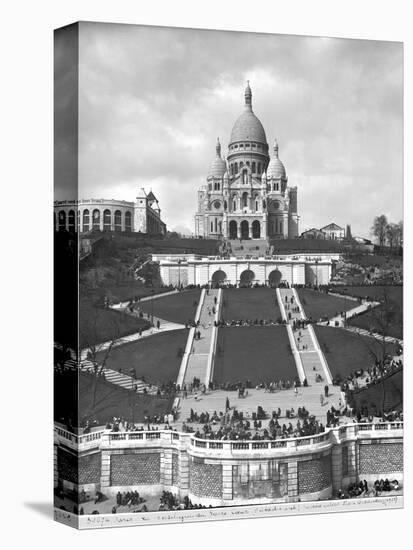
left=58, top=210, right=66, bottom=231
left=68, top=210, right=76, bottom=232
left=255, top=200, right=259, bottom=212
left=235, top=162, right=238, bottom=174
left=125, top=211, right=132, bottom=232
left=242, top=192, right=248, bottom=208
left=252, top=162, right=256, bottom=173
left=233, top=199, right=236, bottom=211
left=246, top=161, right=250, bottom=167
left=82, top=209, right=90, bottom=232
left=243, top=170, right=248, bottom=185
left=257, top=163, right=261, bottom=175
left=103, top=209, right=111, bottom=231
left=92, top=209, right=100, bottom=230
left=114, top=210, right=122, bottom=232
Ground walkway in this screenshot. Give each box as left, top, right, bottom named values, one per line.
left=278, top=288, right=331, bottom=386
left=182, top=289, right=222, bottom=388
left=79, top=359, right=158, bottom=395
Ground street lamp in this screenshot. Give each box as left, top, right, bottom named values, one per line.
left=151, top=289, right=154, bottom=325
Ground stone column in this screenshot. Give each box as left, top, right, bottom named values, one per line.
left=178, top=451, right=190, bottom=499
left=237, top=225, right=242, bottom=239
left=331, top=445, right=343, bottom=491
left=161, top=449, right=173, bottom=487
left=222, top=463, right=233, bottom=501
left=53, top=445, right=58, bottom=488
left=347, top=441, right=357, bottom=482
left=287, top=460, right=299, bottom=501
left=100, top=451, right=111, bottom=490
left=249, top=223, right=253, bottom=239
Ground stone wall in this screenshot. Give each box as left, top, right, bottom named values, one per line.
left=358, top=442, right=403, bottom=475
left=298, top=454, right=332, bottom=494
left=189, top=458, right=222, bottom=498
left=57, top=448, right=78, bottom=484
left=79, top=453, right=101, bottom=485
left=110, top=452, right=160, bottom=486
left=172, top=452, right=179, bottom=486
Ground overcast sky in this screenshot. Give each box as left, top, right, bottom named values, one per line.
left=55, top=22, right=403, bottom=237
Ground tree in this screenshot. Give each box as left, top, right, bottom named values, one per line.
left=385, top=223, right=399, bottom=249
left=371, top=215, right=388, bottom=247
left=356, top=288, right=398, bottom=413
left=80, top=308, right=121, bottom=416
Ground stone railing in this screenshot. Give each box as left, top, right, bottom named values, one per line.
left=55, top=422, right=403, bottom=455
left=54, top=426, right=105, bottom=451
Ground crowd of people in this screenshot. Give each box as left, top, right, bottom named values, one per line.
left=337, top=478, right=400, bottom=499
left=181, top=403, right=326, bottom=441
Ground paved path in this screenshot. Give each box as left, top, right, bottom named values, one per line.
left=80, top=314, right=184, bottom=361
left=178, top=386, right=343, bottom=428
left=325, top=301, right=380, bottom=328
left=79, top=359, right=159, bottom=395
left=183, top=289, right=221, bottom=387
left=278, top=288, right=331, bottom=386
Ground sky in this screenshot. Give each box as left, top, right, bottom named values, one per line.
left=55, top=22, right=403, bottom=237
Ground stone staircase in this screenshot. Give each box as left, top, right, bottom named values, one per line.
left=277, top=288, right=332, bottom=386
left=227, top=238, right=269, bottom=258
left=183, top=289, right=221, bottom=387
left=80, top=359, right=159, bottom=395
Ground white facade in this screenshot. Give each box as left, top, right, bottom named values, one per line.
left=54, top=189, right=166, bottom=235
left=195, top=84, right=299, bottom=240
left=157, top=255, right=333, bottom=287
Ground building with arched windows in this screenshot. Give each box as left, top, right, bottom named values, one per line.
left=195, top=83, right=299, bottom=240
left=54, top=188, right=166, bottom=235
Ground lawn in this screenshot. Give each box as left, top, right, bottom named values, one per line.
left=80, top=301, right=150, bottom=348
left=137, top=289, right=200, bottom=324
left=54, top=370, right=173, bottom=426
left=335, top=286, right=403, bottom=340
left=221, top=288, right=281, bottom=322
left=96, top=329, right=189, bottom=385
left=213, top=326, right=297, bottom=385
left=78, top=373, right=173, bottom=424
left=314, top=326, right=399, bottom=381
left=346, top=370, right=403, bottom=414
left=297, top=288, right=355, bottom=321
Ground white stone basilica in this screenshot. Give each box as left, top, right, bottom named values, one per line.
left=195, top=83, right=299, bottom=240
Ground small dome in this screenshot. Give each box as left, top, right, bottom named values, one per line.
left=267, top=139, right=286, bottom=179
left=229, top=83, right=267, bottom=144
left=208, top=138, right=226, bottom=178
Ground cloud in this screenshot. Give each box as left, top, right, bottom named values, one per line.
left=55, top=22, right=403, bottom=237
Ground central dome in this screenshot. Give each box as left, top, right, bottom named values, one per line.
left=229, top=83, right=267, bottom=145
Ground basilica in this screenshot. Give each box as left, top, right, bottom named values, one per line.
left=195, top=83, right=299, bottom=240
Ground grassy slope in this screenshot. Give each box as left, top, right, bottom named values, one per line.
left=79, top=302, right=150, bottom=348
left=214, top=326, right=296, bottom=384
left=335, top=286, right=403, bottom=340
left=138, top=289, right=201, bottom=324
left=297, top=288, right=355, bottom=321
left=347, top=370, right=403, bottom=414
left=221, top=288, right=281, bottom=321
left=96, top=329, right=189, bottom=385
left=314, top=325, right=399, bottom=380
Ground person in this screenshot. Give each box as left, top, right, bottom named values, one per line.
left=294, top=386, right=298, bottom=397
left=157, top=320, right=160, bottom=330
left=324, top=384, right=329, bottom=398
left=320, top=394, right=324, bottom=406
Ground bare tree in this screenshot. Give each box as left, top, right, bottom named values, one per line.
left=80, top=308, right=122, bottom=414
left=371, top=214, right=388, bottom=247
left=355, top=288, right=399, bottom=413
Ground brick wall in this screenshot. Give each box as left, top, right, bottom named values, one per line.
left=189, top=458, right=222, bottom=498
left=342, top=446, right=349, bottom=476
left=172, top=452, right=179, bottom=486
left=298, top=455, right=332, bottom=494
left=79, top=453, right=101, bottom=484
left=359, top=442, right=403, bottom=475
left=110, top=452, right=160, bottom=486
left=57, top=448, right=78, bottom=484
